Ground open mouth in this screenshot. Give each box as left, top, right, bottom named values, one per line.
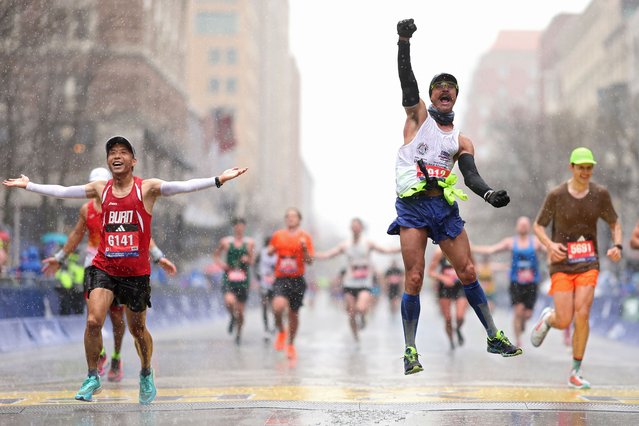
left=439, top=94, right=452, bottom=103
left=111, top=161, right=123, bottom=168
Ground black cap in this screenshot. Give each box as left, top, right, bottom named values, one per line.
left=105, top=136, right=135, bottom=157
left=231, top=217, right=246, bottom=226
left=429, top=73, right=459, bottom=96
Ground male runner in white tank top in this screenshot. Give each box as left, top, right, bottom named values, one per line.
left=390, top=19, right=522, bottom=375
left=316, top=218, right=400, bottom=341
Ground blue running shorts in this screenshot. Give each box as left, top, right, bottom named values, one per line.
left=387, top=194, right=465, bottom=244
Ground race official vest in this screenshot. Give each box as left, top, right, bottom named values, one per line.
left=344, top=239, right=373, bottom=289
left=84, top=201, right=102, bottom=268
left=395, top=114, right=459, bottom=197
left=92, top=177, right=152, bottom=277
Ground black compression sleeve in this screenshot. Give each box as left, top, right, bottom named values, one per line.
left=458, top=153, right=492, bottom=198
left=398, top=41, right=419, bottom=107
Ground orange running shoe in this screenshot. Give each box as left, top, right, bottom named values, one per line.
left=274, top=331, right=286, bottom=351
left=286, top=344, right=297, bottom=360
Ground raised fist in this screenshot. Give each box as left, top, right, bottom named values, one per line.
left=397, top=19, right=417, bottom=38
left=485, top=190, right=510, bottom=208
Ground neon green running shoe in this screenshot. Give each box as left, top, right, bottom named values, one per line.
left=74, top=375, right=102, bottom=402
left=403, top=346, right=424, bottom=375
left=139, top=369, right=157, bottom=405
left=487, top=330, right=523, bottom=357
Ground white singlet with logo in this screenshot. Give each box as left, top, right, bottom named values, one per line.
left=344, top=239, right=373, bottom=289
left=395, top=114, right=460, bottom=196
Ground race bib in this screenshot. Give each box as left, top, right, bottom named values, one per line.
left=227, top=269, right=247, bottom=282
left=279, top=257, right=298, bottom=274
left=516, top=268, right=535, bottom=284
left=567, top=240, right=597, bottom=264
left=104, top=224, right=139, bottom=258
left=416, top=163, right=450, bottom=180
left=387, top=274, right=402, bottom=285
left=264, top=274, right=275, bottom=286
left=351, top=265, right=370, bottom=279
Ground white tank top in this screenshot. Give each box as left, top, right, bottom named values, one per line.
left=343, top=239, right=373, bottom=289
left=395, top=114, right=460, bottom=196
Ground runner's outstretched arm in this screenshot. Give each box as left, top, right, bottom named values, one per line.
left=157, top=167, right=248, bottom=196
left=3, top=174, right=93, bottom=198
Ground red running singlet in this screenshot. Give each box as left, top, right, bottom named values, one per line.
left=92, top=177, right=152, bottom=277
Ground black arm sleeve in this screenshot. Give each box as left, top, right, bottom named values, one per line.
left=398, top=41, right=419, bottom=107
left=458, top=153, right=492, bottom=198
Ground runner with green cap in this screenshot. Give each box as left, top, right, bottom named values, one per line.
left=531, top=146, right=622, bottom=389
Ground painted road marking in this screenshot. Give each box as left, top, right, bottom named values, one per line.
left=1, top=386, right=639, bottom=406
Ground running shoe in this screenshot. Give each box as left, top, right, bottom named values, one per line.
left=569, top=369, right=591, bottom=389
left=358, top=314, right=367, bottom=330
left=74, top=375, right=102, bottom=402
left=107, top=358, right=123, bottom=382
left=227, top=316, right=235, bottom=335
left=487, top=330, right=523, bottom=357
left=531, top=307, right=553, bottom=347
left=456, top=327, right=465, bottom=346
left=286, top=344, right=297, bottom=360
left=274, top=331, right=286, bottom=351
left=235, top=334, right=241, bottom=346
left=139, top=369, right=157, bottom=405
left=403, top=346, right=424, bottom=375
left=97, top=352, right=108, bottom=377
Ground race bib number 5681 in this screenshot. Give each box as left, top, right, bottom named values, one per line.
left=567, top=240, right=596, bottom=264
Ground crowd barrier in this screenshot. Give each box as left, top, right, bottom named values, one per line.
left=1, top=279, right=638, bottom=352
left=0, top=281, right=226, bottom=353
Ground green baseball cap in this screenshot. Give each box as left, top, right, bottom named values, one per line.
left=569, top=147, right=597, bottom=165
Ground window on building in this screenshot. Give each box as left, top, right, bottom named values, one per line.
left=209, top=49, right=221, bottom=64
left=226, top=78, right=237, bottom=94
left=209, top=78, right=220, bottom=93
left=227, top=48, right=237, bottom=64
left=73, top=9, right=89, bottom=39
left=51, top=8, right=68, bottom=38
left=195, top=12, right=237, bottom=34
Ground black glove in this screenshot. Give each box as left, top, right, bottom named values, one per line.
left=397, top=19, right=417, bottom=38
left=484, top=190, right=510, bottom=208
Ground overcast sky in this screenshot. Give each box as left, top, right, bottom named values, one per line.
left=288, top=0, right=590, bottom=243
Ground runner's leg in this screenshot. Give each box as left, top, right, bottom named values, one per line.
left=399, top=227, right=428, bottom=348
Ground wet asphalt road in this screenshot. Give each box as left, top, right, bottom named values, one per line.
left=1, top=288, right=639, bottom=425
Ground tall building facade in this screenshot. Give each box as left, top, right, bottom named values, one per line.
left=539, top=0, right=639, bottom=117
left=0, top=0, right=194, bottom=254
left=186, top=0, right=311, bottom=233
left=464, top=30, right=541, bottom=158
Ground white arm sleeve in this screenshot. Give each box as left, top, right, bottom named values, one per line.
left=25, top=182, right=87, bottom=199
left=160, top=177, right=218, bottom=196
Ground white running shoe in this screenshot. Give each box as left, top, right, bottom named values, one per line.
left=531, top=307, right=553, bottom=347
left=568, top=369, right=591, bottom=389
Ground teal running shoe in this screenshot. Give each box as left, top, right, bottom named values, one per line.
left=139, top=369, right=157, bottom=405
left=403, top=346, right=424, bottom=375
left=487, top=330, right=523, bottom=357
left=74, top=375, right=102, bottom=402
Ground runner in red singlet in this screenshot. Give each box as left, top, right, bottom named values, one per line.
left=4, top=136, right=247, bottom=404
left=42, top=167, right=177, bottom=382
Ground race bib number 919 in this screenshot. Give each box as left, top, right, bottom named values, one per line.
left=416, top=164, right=450, bottom=180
